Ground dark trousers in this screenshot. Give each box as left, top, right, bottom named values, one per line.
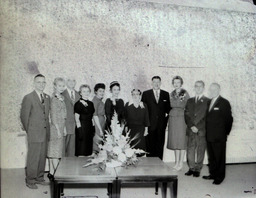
left=146, top=119, right=168, bottom=160
left=64, top=134, right=75, bottom=157
left=207, top=141, right=226, bottom=182
left=26, top=141, right=47, bottom=184
left=187, top=134, right=206, bottom=172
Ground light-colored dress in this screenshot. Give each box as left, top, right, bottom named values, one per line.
left=167, top=89, right=189, bottom=150
left=47, top=94, right=67, bottom=158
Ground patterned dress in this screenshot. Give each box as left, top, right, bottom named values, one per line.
left=48, top=94, right=67, bottom=158
left=167, top=89, right=190, bottom=150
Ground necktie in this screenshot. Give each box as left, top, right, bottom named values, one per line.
left=40, top=94, right=44, bottom=104
left=71, top=91, right=75, bottom=102
left=155, top=90, right=159, bottom=103
left=195, top=96, right=199, bottom=103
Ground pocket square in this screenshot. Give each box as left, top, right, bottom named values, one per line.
left=214, top=107, right=219, bottom=110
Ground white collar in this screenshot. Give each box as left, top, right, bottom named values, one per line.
left=196, top=94, right=204, bottom=100
left=128, top=100, right=145, bottom=108
left=211, top=95, right=220, bottom=102
left=35, top=90, right=43, bottom=98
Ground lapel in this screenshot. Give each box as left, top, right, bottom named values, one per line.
left=209, top=96, right=221, bottom=112
left=196, top=95, right=205, bottom=106
left=63, top=89, right=74, bottom=105
left=32, top=90, right=44, bottom=110
left=75, top=91, right=80, bottom=102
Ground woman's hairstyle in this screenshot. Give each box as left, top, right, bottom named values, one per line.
left=131, top=89, right=142, bottom=95
left=94, top=83, right=106, bottom=93
left=110, top=81, right=120, bottom=90
left=53, top=77, right=65, bottom=87
left=172, top=76, right=183, bottom=85
left=79, top=84, right=91, bottom=94
left=151, top=76, right=161, bottom=81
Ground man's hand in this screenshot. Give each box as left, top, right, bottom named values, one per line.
left=144, top=128, right=149, bottom=136
left=191, top=126, right=199, bottom=133
left=64, top=127, right=67, bottom=136
left=76, top=122, right=81, bottom=128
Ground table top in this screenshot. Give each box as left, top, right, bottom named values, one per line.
left=115, top=157, right=177, bottom=180
left=54, top=157, right=116, bottom=182
left=54, top=157, right=177, bottom=183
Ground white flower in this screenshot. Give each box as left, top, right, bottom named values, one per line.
left=106, top=160, right=122, bottom=168
left=105, top=144, right=113, bottom=152
left=125, top=148, right=135, bottom=158
left=118, top=153, right=127, bottom=163
left=113, top=146, right=122, bottom=155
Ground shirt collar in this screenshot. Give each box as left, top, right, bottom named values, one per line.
left=35, top=90, right=43, bottom=98
left=196, top=94, right=204, bottom=100
left=212, top=95, right=220, bottom=101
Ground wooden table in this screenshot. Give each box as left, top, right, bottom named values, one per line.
left=114, top=157, right=178, bottom=198
left=52, top=157, right=178, bottom=198
left=53, top=157, right=117, bottom=198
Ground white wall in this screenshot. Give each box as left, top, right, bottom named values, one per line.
left=1, top=0, right=256, bottom=168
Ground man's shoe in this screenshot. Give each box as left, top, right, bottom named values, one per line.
left=202, top=175, right=215, bottom=180
left=213, top=180, right=222, bottom=185
left=193, top=171, right=200, bottom=177
left=185, top=170, right=194, bottom=176
left=35, top=180, right=50, bottom=186
left=26, top=183, right=38, bottom=189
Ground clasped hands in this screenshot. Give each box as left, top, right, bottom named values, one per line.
left=191, top=126, right=199, bottom=133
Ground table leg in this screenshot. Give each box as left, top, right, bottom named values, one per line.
left=60, top=183, right=64, bottom=196
left=155, top=182, right=159, bottom=195
left=107, top=183, right=112, bottom=198
left=172, top=179, right=178, bottom=198
left=112, top=179, right=121, bottom=198
left=53, top=181, right=60, bottom=198
left=161, top=182, right=167, bottom=198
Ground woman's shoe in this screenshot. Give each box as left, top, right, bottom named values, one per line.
left=47, top=173, right=54, bottom=181
left=173, top=163, right=179, bottom=170
left=175, top=163, right=183, bottom=171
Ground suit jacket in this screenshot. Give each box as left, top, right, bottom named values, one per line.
left=185, top=95, right=210, bottom=136
left=206, top=96, right=233, bottom=142
left=20, top=90, right=50, bottom=142
left=141, top=89, right=171, bottom=131
left=62, top=89, right=80, bottom=134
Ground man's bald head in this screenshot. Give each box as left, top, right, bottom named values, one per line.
left=209, top=83, right=221, bottom=98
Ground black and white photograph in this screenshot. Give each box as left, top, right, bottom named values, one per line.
left=0, top=0, right=256, bottom=198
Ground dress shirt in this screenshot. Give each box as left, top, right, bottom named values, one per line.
left=209, top=95, right=220, bottom=111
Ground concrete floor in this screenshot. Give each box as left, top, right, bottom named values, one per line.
left=1, top=163, right=256, bottom=198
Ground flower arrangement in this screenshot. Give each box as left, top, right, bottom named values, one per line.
left=171, top=89, right=187, bottom=102
left=83, top=112, right=146, bottom=170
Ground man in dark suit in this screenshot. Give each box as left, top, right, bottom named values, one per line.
left=20, top=74, right=50, bottom=189
left=62, top=77, right=80, bottom=156
left=142, top=76, right=171, bottom=160
left=185, top=81, right=210, bottom=177
left=203, top=83, right=233, bottom=185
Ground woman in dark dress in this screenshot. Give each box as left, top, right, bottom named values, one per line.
left=74, top=84, right=95, bottom=156
left=105, top=81, right=125, bottom=129
left=125, top=89, right=150, bottom=151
